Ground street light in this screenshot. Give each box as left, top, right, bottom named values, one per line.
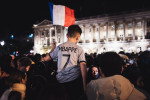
left=10, top=35, right=14, bottom=39
left=1, top=41, right=5, bottom=46
left=29, top=34, right=33, bottom=38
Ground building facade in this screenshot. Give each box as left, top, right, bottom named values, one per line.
left=33, top=10, right=150, bottom=54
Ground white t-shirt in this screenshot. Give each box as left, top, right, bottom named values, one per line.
left=50, top=41, right=86, bottom=83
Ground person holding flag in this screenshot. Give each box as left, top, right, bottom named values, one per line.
left=45, top=24, right=87, bottom=100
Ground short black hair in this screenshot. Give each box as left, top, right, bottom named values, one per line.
left=99, top=52, right=123, bottom=77
left=18, top=57, right=32, bottom=67
left=67, top=25, right=82, bottom=38
left=42, top=54, right=46, bottom=57
left=138, top=51, right=150, bottom=70
left=8, top=91, right=21, bottom=100
left=137, top=51, right=150, bottom=93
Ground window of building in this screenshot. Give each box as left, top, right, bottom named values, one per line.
left=111, top=25, right=115, bottom=30
left=52, top=30, right=55, bottom=37
left=42, top=32, right=44, bottom=36
left=119, top=24, right=123, bottom=29
left=57, top=29, right=61, bottom=33
left=137, top=22, right=141, bottom=28
left=47, top=39, right=50, bottom=46
left=52, top=39, right=55, bottom=42
left=47, top=31, right=49, bottom=36
left=128, top=34, right=132, bottom=37
left=42, top=40, right=44, bottom=45
left=89, top=28, right=91, bottom=32
left=128, top=23, right=132, bottom=28
left=147, top=21, right=150, bottom=27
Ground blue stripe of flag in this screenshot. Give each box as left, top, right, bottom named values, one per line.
left=49, top=2, right=53, bottom=23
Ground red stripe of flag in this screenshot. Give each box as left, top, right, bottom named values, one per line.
left=64, top=7, right=75, bottom=27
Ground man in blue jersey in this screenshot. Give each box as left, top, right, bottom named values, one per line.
left=45, top=25, right=87, bottom=99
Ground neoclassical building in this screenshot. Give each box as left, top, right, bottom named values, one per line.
left=33, top=10, right=150, bottom=54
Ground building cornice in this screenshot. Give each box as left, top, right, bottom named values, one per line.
left=75, top=10, right=150, bottom=24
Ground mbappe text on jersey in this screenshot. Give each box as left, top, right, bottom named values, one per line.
left=59, top=46, right=77, bottom=53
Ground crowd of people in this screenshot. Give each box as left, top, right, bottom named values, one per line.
left=1, top=25, right=150, bottom=100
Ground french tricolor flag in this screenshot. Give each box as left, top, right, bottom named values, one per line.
left=49, top=2, right=75, bottom=27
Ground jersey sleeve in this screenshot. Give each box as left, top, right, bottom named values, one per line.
left=50, top=46, right=60, bottom=59
left=78, top=47, right=86, bottom=63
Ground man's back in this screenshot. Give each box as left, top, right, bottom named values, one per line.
left=86, top=75, right=146, bottom=100
left=50, top=41, right=85, bottom=83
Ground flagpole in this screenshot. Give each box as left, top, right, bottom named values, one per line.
left=54, top=25, right=57, bottom=43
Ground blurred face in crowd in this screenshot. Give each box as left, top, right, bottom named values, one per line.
left=92, top=67, right=99, bottom=78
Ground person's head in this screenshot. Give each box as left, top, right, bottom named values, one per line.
left=122, top=65, right=144, bottom=88
left=137, top=50, right=150, bottom=93
left=41, top=54, right=46, bottom=62
left=8, top=91, right=21, bottom=100
left=67, top=25, right=82, bottom=44
left=7, top=69, right=27, bottom=87
left=137, top=51, right=150, bottom=70
left=91, top=66, right=99, bottom=79
left=33, top=53, right=42, bottom=63
left=99, top=52, right=123, bottom=77
left=17, top=57, right=32, bottom=73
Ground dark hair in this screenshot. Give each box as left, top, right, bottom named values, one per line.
left=137, top=51, right=150, bottom=93
left=67, top=25, right=82, bottom=38
left=122, top=65, right=141, bottom=86
left=137, top=51, right=150, bottom=70
left=18, top=57, right=32, bottom=67
left=42, top=54, right=46, bottom=57
left=28, top=62, right=46, bottom=77
left=33, top=54, right=41, bottom=63
left=99, top=52, right=123, bottom=77
left=8, top=91, right=21, bottom=100
left=8, top=69, right=26, bottom=86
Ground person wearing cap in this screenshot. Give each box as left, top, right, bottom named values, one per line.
left=86, top=52, right=147, bottom=100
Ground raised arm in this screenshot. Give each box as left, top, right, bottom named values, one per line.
left=44, top=42, right=56, bottom=61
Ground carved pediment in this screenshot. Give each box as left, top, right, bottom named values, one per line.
left=37, top=19, right=52, bottom=26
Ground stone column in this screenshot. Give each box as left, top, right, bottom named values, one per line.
left=92, top=24, right=96, bottom=42
left=49, top=28, right=52, bottom=44
left=64, top=27, right=67, bottom=42
left=90, top=24, right=93, bottom=43
left=114, top=21, right=117, bottom=41
left=132, top=20, right=135, bottom=40
left=98, top=23, right=101, bottom=42
left=123, top=21, right=126, bottom=41
left=54, top=26, right=57, bottom=42
left=142, top=18, right=145, bottom=40
left=145, top=19, right=147, bottom=39
left=106, top=22, right=108, bottom=42
left=83, top=25, right=86, bottom=43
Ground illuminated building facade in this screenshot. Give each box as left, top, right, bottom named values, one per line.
left=33, top=10, right=150, bottom=54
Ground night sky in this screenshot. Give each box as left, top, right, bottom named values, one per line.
left=0, top=0, right=150, bottom=40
